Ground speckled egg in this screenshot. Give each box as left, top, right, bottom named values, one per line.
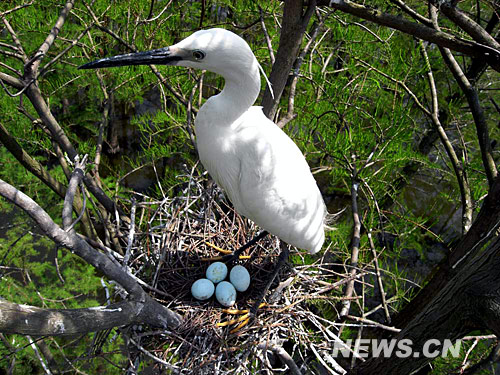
left=191, top=278, right=215, bottom=301
left=229, top=265, right=250, bottom=292
left=215, top=281, right=237, bottom=307
left=206, top=262, right=228, bottom=284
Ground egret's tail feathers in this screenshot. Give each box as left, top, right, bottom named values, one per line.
left=258, top=62, right=274, bottom=99
left=324, top=206, right=346, bottom=228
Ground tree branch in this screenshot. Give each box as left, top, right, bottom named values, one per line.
left=0, top=71, right=24, bottom=90
left=430, top=5, right=498, bottom=187
left=340, top=156, right=361, bottom=317
left=26, top=0, right=75, bottom=76
left=0, top=300, right=158, bottom=336
left=393, top=175, right=500, bottom=328
left=1, top=16, right=28, bottom=62
left=420, top=40, right=473, bottom=233
left=277, top=14, right=326, bottom=128
left=0, top=121, right=95, bottom=239
left=23, top=85, right=123, bottom=220
left=257, top=342, right=302, bottom=375
left=353, top=219, right=500, bottom=373
left=259, top=6, right=276, bottom=65
left=389, top=0, right=432, bottom=26
left=0, top=178, right=182, bottom=330
left=62, top=155, right=88, bottom=232
left=261, top=0, right=316, bottom=120
left=317, top=0, right=500, bottom=72
left=436, top=0, right=500, bottom=53
left=0, top=1, right=34, bottom=18
left=2, top=0, right=123, bottom=222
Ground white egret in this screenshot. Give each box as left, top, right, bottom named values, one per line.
left=80, top=28, right=326, bottom=255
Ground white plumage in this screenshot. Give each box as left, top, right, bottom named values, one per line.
left=80, top=28, right=326, bottom=253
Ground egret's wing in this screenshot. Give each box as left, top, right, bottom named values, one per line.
left=234, top=110, right=325, bottom=252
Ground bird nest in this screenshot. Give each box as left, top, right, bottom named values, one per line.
left=118, top=170, right=353, bottom=374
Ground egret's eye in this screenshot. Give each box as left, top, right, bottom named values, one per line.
left=192, top=50, right=205, bottom=60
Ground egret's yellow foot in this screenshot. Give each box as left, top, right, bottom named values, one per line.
left=201, top=255, right=251, bottom=262
left=202, top=242, right=251, bottom=261
left=217, top=312, right=249, bottom=327
left=230, top=317, right=250, bottom=334
left=217, top=303, right=267, bottom=333
left=205, top=242, right=232, bottom=254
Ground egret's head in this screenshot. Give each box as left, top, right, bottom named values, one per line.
left=79, top=28, right=257, bottom=80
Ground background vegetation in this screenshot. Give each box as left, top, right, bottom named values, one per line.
left=0, top=0, right=499, bottom=373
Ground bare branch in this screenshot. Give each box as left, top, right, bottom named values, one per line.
left=389, top=0, right=432, bottom=26
left=420, top=40, right=473, bottom=233
left=0, top=76, right=35, bottom=97
left=123, top=197, right=137, bottom=266
left=0, top=178, right=182, bottom=329
left=0, top=121, right=95, bottom=238
left=430, top=5, right=498, bottom=186
left=344, top=314, right=400, bottom=333
left=142, top=0, right=173, bottom=23
left=317, top=0, right=500, bottom=72
left=1, top=16, right=28, bottom=62
left=63, top=156, right=88, bottom=232
left=0, top=1, right=34, bottom=17
left=0, top=48, right=24, bottom=61
left=367, top=231, right=391, bottom=324
left=259, top=6, right=275, bottom=65
left=340, top=156, right=361, bottom=317
left=0, top=60, right=22, bottom=78
left=257, top=342, right=302, bottom=375
left=262, top=0, right=316, bottom=120
left=24, top=83, right=126, bottom=219
left=0, top=71, right=24, bottom=90
left=129, top=337, right=181, bottom=372
left=277, top=14, right=326, bottom=128
left=436, top=1, right=500, bottom=53
left=0, top=300, right=162, bottom=336
left=27, top=0, right=75, bottom=76
left=39, top=23, right=94, bottom=77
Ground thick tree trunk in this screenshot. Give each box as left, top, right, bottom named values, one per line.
left=261, top=0, right=315, bottom=120
left=351, top=178, right=500, bottom=374
left=393, top=175, right=500, bottom=328
left=0, top=299, right=172, bottom=336
left=352, top=237, right=500, bottom=374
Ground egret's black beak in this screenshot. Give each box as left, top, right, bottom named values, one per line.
left=78, top=47, right=182, bottom=69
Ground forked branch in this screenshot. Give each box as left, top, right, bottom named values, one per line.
left=0, top=178, right=182, bottom=333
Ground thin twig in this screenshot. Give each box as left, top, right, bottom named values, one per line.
left=0, top=1, right=34, bottom=17
left=420, top=39, right=473, bottom=234
left=259, top=6, right=275, bottom=65
left=28, top=0, right=75, bottom=75
left=123, top=197, right=137, bottom=266
left=257, top=342, right=302, bottom=375
left=63, top=155, right=89, bottom=232
left=429, top=4, right=497, bottom=187
left=340, top=155, right=361, bottom=318
left=367, top=231, right=391, bottom=323
left=1, top=17, right=28, bottom=62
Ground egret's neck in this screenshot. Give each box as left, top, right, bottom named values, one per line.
left=222, top=61, right=260, bottom=119
left=197, top=61, right=261, bottom=129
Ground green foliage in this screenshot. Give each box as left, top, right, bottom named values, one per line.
left=0, top=203, right=107, bottom=372
left=0, top=0, right=499, bottom=372
left=430, top=336, right=498, bottom=375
